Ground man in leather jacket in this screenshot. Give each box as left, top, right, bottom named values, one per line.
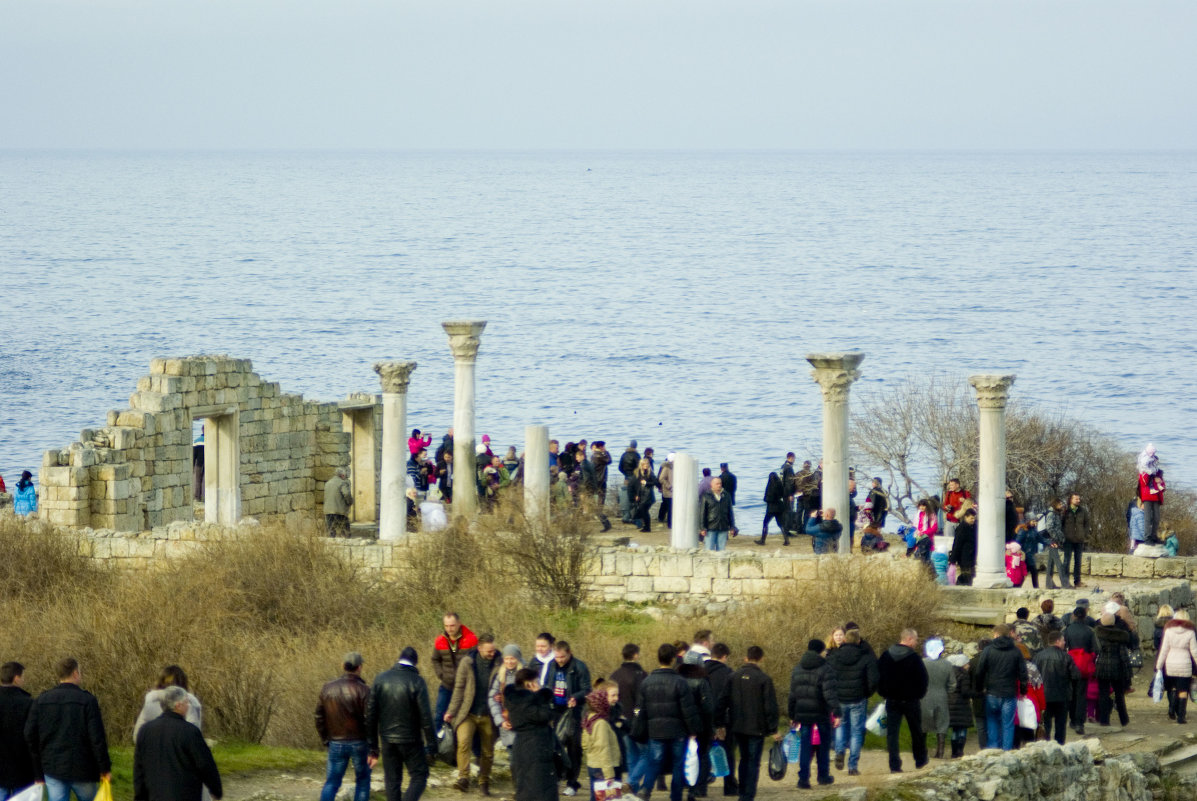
left=366, top=647, right=437, bottom=801
left=316, top=652, right=372, bottom=801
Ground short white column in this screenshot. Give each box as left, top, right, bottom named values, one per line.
left=524, top=424, right=550, bottom=522
left=671, top=453, right=700, bottom=549
left=969, top=374, right=1016, bottom=588
left=442, top=320, right=487, bottom=521
left=807, top=351, right=865, bottom=553
left=374, top=361, right=416, bottom=541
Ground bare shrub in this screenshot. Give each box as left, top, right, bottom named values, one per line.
left=474, top=496, right=596, bottom=610
left=0, top=513, right=98, bottom=599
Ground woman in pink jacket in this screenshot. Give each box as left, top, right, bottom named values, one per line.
left=1156, top=609, right=1197, bottom=723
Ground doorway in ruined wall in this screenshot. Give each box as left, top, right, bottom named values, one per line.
left=194, top=407, right=240, bottom=525
left=191, top=419, right=205, bottom=518
left=342, top=407, right=377, bottom=523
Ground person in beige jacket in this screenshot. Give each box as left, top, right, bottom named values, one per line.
left=446, top=634, right=500, bottom=794
left=1156, top=609, right=1197, bottom=724
left=581, top=687, right=621, bottom=795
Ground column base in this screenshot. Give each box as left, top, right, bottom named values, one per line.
left=971, top=570, right=1012, bottom=589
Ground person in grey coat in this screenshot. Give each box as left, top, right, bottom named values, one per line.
left=920, top=639, right=953, bottom=759
left=324, top=468, right=354, bottom=537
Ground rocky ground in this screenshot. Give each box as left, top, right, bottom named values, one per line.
left=224, top=680, right=1195, bottom=800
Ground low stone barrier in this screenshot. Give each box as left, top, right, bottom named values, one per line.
left=887, top=739, right=1168, bottom=801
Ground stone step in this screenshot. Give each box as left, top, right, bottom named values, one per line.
left=940, top=605, right=1007, bottom=627
left=1160, top=744, right=1197, bottom=773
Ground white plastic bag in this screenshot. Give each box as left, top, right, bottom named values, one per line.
left=865, top=703, right=886, bottom=737
left=1016, top=696, right=1037, bottom=729
left=684, top=737, right=700, bottom=786
left=1152, top=669, right=1165, bottom=703
left=7, top=786, right=43, bottom=801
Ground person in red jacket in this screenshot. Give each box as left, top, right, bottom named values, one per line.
left=942, top=479, right=972, bottom=541
left=1137, top=444, right=1166, bottom=544
left=431, top=613, right=478, bottom=735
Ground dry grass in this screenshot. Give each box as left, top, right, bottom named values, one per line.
left=0, top=512, right=940, bottom=748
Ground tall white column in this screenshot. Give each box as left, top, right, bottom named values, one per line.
left=807, top=351, right=865, bottom=553
left=671, top=453, right=700, bottom=549
left=969, top=374, right=1016, bottom=588
left=374, top=361, right=416, bottom=541
left=442, top=320, right=487, bottom=521
left=524, top=424, right=550, bottom=522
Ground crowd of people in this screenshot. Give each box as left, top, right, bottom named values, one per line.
left=0, top=592, right=1188, bottom=801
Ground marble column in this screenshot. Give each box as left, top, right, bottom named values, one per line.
left=442, top=320, right=487, bottom=520
left=807, top=351, right=865, bottom=554
left=524, top=424, right=550, bottom=522
left=969, top=374, right=1016, bottom=588
left=374, top=360, right=416, bottom=541
left=671, top=453, right=700, bottom=549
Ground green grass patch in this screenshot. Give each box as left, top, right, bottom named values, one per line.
left=108, top=740, right=324, bottom=801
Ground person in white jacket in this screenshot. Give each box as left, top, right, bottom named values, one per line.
left=1156, top=609, right=1197, bottom=724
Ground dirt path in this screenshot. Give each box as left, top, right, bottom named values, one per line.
left=224, top=676, right=1188, bottom=800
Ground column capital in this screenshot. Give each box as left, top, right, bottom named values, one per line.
left=806, top=351, right=865, bottom=403
left=374, top=361, right=417, bottom=394
left=968, top=374, right=1016, bottom=410
left=442, top=320, right=487, bottom=361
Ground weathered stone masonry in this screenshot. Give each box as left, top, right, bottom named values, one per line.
left=39, top=356, right=380, bottom=532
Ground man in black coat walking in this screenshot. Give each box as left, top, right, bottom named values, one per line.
left=366, top=647, right=437, bottom=801
left=973, top=624, right=1028, bottom=751
left=716, top=646, right=777, bottom=801
left=877, top=630, right=929, bottom=773
left=134, top=686, right=222, bottom=801
left=24, top=657, right=111, bottom=801
left=704, top=644, right=738, bottom=797
left=629, top=644, right=701, bottom=801
left=0, top=662, right=34, bottom=797
left=826, top=629, right=879, bottom=775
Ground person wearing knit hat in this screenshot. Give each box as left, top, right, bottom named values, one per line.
left=490, top=645, right=526, bottom=749
left=787, top=639, right=839, bottom=788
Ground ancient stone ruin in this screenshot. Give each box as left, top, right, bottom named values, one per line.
left=39, top=356, right=381, bottom=532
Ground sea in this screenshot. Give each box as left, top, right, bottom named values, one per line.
left=2, top=150, right=1195, bottom=517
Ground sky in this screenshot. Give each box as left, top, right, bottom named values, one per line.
left=2, top=0, right=1195, bottom=150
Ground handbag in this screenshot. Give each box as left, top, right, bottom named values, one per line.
left=767, top=740, right=787, bottom=781
left=782, top=729, right=800, bottom=763
left=1152, top=669, right=1165, bottom=703
left=555, top=709, right=579, bottom=742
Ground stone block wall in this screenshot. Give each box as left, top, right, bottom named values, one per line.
left=40, top=356, right=379, bottom=532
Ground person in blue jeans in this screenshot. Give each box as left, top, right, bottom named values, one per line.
left=972, top=625, right=1027, bottom=751
left=316, top=652, right=373, bottom=801
left=628, top=644, right=701, bottom=801
left=826, top=629, right=878, bottom=775
left=23, top=658, right=111, bottom=801
left=699, top=478, right=737, bottom=553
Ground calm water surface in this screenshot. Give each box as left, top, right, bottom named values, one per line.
left=2, top=151, right=1195, bottom=515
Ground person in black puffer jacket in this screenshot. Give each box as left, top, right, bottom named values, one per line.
left=1095, top=615, right=1131, bottom=727
left=629, top=644, right=701, bottom=801
left=787, top=640, right=839, bottom=789
left=826, top=630, right=878, bottom=775
left=944, top=654, right=974, bottom=758
left=678, top=652, right=715, bottom=798
left=972, top=626, right=1028, bottom=751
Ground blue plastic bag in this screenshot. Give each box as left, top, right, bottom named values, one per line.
left=782, top=729, right=801, bottom=763
left=709, top=742, right=730, bottom=778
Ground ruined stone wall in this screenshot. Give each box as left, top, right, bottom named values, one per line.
left=39, top=356, right=376, bottom=532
